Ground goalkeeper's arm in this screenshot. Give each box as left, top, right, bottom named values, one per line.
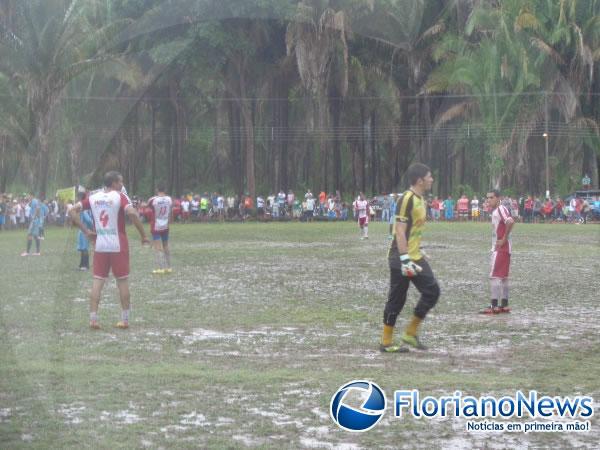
left=395, top=221, right=409, bottom=255
left=395, top=221, right=422, bottom=277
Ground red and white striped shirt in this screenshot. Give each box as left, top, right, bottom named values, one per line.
left=491, top=204, right=513, bottom=253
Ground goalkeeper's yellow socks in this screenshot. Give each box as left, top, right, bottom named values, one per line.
left=382, top=325, right=394, bottom=346
left=405, top=316, right=423, bottom=337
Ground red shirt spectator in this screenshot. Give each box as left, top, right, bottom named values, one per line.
left=319, top=191, right=327, bottom=205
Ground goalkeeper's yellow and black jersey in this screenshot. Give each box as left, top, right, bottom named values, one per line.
left=388, top=189, right=426, bottom=264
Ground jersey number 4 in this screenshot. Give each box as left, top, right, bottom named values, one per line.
left=99, top=210, right=109, bottom=228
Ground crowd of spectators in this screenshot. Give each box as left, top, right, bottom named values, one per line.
left=1, top=188, right=598, bottom=232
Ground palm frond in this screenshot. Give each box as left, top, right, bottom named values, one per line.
left=433, top=101, right=472, bottom=130
left=530, top=37, right=565, bottom=65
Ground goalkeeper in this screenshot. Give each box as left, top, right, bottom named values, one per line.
left=380, top=163, right=441, bottom=353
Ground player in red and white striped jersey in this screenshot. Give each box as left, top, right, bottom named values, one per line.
left=481, top=189, right=515, bottom=314
left=70, top=171, right=149, bottom=329
left=354, top=193, right=370, bottom=239
left=148, top=186, right=173, bottom=274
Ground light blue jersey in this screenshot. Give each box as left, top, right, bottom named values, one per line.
left=77, top=210, right=93, bottom=251
left=40, top=203, right=49, bottom=226
left=389, top=197, right=397, bottom=224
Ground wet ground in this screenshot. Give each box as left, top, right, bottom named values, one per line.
left=0, top=222, right=599, bottom=448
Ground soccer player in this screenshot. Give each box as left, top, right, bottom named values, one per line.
left=77, top=191, right=93, bottom=271
left=21, top=194, right=43, bottom=256
left=388, top=193, right=397, bottom=239
left=148, top=186, right=173, bottom=274
left=381, top=163, right=440, bottom=353
left=70, top=171, right=149, bottom=329
left=355, top=193, right=369, bottom=239
left=480, top=189, right=514, bottom=314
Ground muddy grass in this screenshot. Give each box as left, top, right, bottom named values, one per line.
left=0, top=221, right=599, bottom=448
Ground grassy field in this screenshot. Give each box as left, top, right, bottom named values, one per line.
left=1, top=221, right=599, bottom=449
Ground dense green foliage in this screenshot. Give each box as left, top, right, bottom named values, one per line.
left=0, top=0, right=599, bottom=198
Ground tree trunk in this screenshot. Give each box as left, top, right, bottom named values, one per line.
left=167, top=115, right=175, bottom=195
left=169, top=77, right=183, bottom=196
left=360, top=105, right=367, bottom=194
left=271, top=100, right=279, bottom=191
left=130, top=104, right=139, bottom=194
left=69, top=132, right=82, bottom=186
left=331, top=97, right=343, bottom=194
left=214, top=99, right=223, bottom=188
left=239, top=71, right=255, bottom=199
left=583, top=146, right=599, bottom=189
left=351, top=142, right=357, bottom=196
left=150, top=102, right=156, bottom=194
left=34, top=104, right=53, bottom=199
left=371, top=112, right=377, bottom=195
left=227, top=99, right=243, bottom=197
left=0, top=135, right=7, bottom=192
left=177, top=106, right=185, bottom=196
left=316, top=91, right=328, bottom=193
left=279, top=90, right=290, bottom=192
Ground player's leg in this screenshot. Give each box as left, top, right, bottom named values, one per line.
left=79, top=250, right=87, bottom=270
left=111, top=251, right=131, bottom=328
left=90, top=251, right=110, bottom=328
left=33, top=233, right=41, bottom=255
left=89, top=278, right=105, bottom=329
left=162, top=233, right=172, bottom=272
left=22, top=234, right=33, bottom=256
left=152, top=233, right=165, bottom=273
left=499, top=278, right=510, bottom=312
left=381, top=268, right=410, bottom=352
left=402, top=260, right=440, bottom=350
left=116, top=278, right=130, bottom=328
left=481, top=278, right=501, bottom=314
left=82, top=250, right=90, bottom=269
left=364, top=219, right=369, bottom=239
left=484, top=251, right=510, bottom=313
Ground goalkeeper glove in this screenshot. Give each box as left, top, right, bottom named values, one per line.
left=400, top=254, right=422, bottom=277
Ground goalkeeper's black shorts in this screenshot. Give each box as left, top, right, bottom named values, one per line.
left=384, top=259, right=440, bottom=325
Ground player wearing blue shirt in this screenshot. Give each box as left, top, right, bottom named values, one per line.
left=388, top=194, right=397, bottom=239
left=77, top=205, right=93, bottom=270
left=21, top=196, right=42, bottom=256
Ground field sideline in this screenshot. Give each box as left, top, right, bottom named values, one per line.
left=1, top=221, right=599, bottom=449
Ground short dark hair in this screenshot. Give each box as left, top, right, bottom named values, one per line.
left=406, top=163, right=431, bottom=186
left=103, top=171, right=122, bottom=187
left=157, top=184, right=166, bottom=193
left=487, top=189, right=501, bottom=198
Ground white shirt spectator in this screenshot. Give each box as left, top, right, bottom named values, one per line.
left=181, top=199, right=190, bottom=213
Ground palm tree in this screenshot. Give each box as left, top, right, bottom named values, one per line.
left=0, top=0, right=130, bottom=197
left=286, top=0, right=355, bottom=193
